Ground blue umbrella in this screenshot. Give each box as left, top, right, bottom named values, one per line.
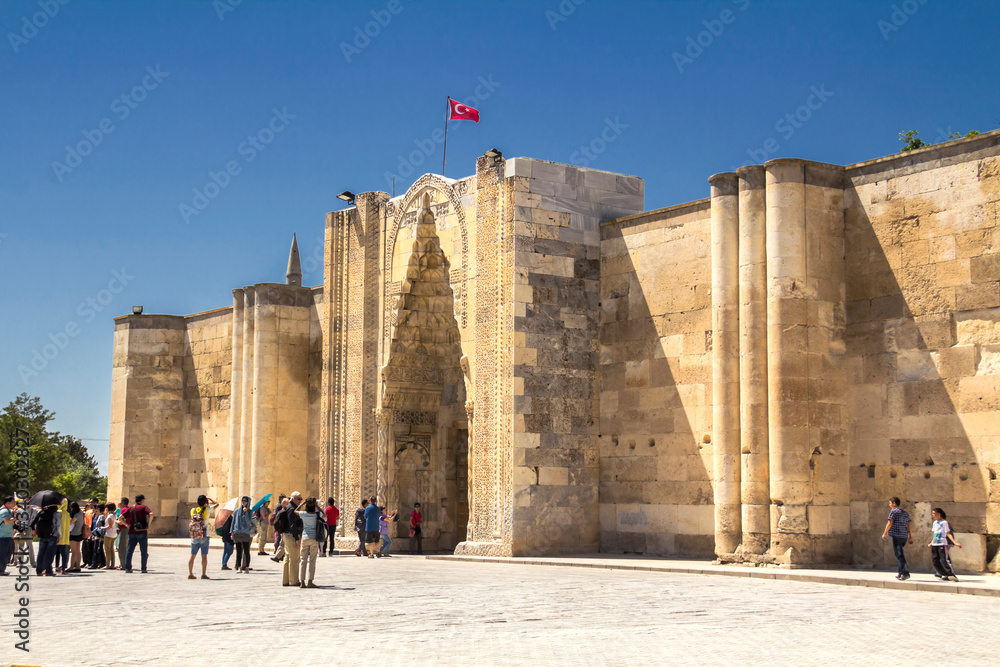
left=251, top=493, right=273, bottom=512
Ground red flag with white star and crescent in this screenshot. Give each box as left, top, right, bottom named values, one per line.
left=449, top=99, right=480, bottom=122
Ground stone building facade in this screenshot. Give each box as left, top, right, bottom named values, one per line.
left=109, top=131, right=1000, bottom=571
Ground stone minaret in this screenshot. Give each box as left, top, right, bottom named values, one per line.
left=286, top=233, right=302, bottom=286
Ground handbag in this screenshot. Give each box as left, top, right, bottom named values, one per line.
left=408, top=528, right=416, bottom=538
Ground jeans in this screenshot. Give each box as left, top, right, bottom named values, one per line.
left=299, top=537, right=318, bottom=583
left=257, top=523, right=271, bottom=553
left=126, top=533, right=148, bottom=572
left=14, top=539, right=35, bottom=568
left=380, top=534, right=392, bottom=554
left=324, top=525, right=336, bottom=555
left=222, top=538, right=234, bottom=567
left=234, top=541, right=251, bottom=570
left=0, top=537, right=12, bottom=574
left=891, top=536, right=909, bottom=577
left=281, top=533, right=300, bottom=586
left=37, top=537, right=57, bottom=575
left=116, top=527, right=128, bottom=567
left=356, top=530, right=368, bottom=556
left=104, top=536, right=116, bottom=568
left=56, top=544, right=69, bottom=570
left=409, top=526, right=423, bottom=554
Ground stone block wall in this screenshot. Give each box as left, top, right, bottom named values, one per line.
left=599, top=201, right=715, bottom=556
left=507, top=159, right=644, bottom=555
left=844, top=132, right=1000, bottom=572
left=178, top=308, right=232, bottom=516
left=109, top=315, right=187, bottom=535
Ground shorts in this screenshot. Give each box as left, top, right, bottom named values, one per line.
left=367, top=530, right=381, bottom=543
left=70, top=535, right=84, bottom=542
left=190, top=537, right=210, bottom=555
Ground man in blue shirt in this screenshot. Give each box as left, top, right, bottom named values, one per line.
left=0, top=496, right=16, bottom=575
left=881, top=497, right=913, bottom=580
left=363, top=496, right=381, bottom=559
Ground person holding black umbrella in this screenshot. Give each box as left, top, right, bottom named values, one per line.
left=30, top=504, right=59, bottom=576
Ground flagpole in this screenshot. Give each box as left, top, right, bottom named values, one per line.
left=443, top=96, right=450, bottom=177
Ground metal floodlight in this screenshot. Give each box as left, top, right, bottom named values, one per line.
left=337, top=190, right=356, bottom=205
left=484, top=148, right=503, bottom=159
left=132, top=306, right=143, bottom=315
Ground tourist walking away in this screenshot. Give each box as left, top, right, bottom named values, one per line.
left=124, top=493, right=153, bottom=573
left=271, top=496, right=289, bottom=562
left=409, top=502, right=423, bottom=555
left=103, top=501, right=118, bottom=570
left=31, top=504, right=59, bottom=576
left=881, top=497, right=913, bottom=580
left=188, top=495, right=217, bottom=579
left=354, top=499, right=369, bottom=556
left=231, top=496, right=257, bottom=574
left=0, top=496, right=15, bottom=575
left=116, top=497, right=130, bottom=567
left=364, top=497, right=381, bottom=558
left=56, top=498, right=70, bottom=573
left=256, top=499, right=272, bottom=556
left=279, top=492, right=303, bottom=587
left=297, top=497, right=322, bottom=587
left=378, top=507, right=397, bottom=557
left=68, top=502, right=84, bottom=571
left=929, top=507, right=963, bottom=581
left=220, top=513, right=235, bottom=571
left=89, top=503, right=106, bottom=569
left=323, top=497, right=339, bottom=556
left=13, top=506, right=36, bottom=569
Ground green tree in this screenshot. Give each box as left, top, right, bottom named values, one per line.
left=1, top=393, right=107, bottom=500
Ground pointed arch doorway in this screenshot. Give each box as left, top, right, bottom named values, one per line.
left=377, top=193, right=470, bottom=552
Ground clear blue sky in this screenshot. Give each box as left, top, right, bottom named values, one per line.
left=2, top=0, right=998, bottom=474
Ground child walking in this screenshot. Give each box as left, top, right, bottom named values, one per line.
left=929, top=507, right=962, bottom=582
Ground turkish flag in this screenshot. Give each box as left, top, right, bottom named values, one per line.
left=449, top=99, right=480, bottom=123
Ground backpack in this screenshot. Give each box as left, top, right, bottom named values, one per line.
left=189, top=510, right=206, bottom=540
left=316, top=514, right=327, bottom=543
left=272, top=505, right=290, bottom=534
left=129, top=506, right=149, bottom=532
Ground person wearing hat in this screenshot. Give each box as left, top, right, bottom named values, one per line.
left=230, top=495, right=258, bottom=574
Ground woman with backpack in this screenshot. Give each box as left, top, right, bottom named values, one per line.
left=230, top=496, right=257, bottom=574
left=188, top=495, right=217, bottom=579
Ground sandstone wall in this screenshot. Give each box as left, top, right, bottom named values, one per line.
left=177, top=308, right=232, bottom=519
left=506, top=159, right=644, bottom=556
left=599, top=201, right=715, bottom=556
left=844, top=132, right=1000, bottom=572
left=108, top=316, right=186, bottom=535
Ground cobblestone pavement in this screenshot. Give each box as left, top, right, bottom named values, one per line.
left=3, top=545, right=998, bottom=667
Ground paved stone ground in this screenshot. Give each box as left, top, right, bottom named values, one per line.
left=3, top=545, right=999, bottom=667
